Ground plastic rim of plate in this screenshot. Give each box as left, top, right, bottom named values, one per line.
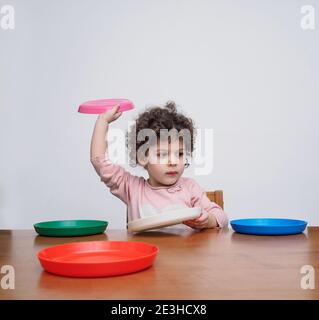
left=78, top=98, right=134, bottom=114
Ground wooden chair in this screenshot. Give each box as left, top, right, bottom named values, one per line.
left=206, top=190, right=224, bottom=209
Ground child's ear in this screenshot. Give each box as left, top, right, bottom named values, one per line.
left=137, top=156, right=148, bottom=168
left=141, top=160, right=149, bottom=169
left=137, top=147, right=150, bottom=168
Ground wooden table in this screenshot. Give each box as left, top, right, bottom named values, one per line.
left=0, top=227, right=318, bottom=300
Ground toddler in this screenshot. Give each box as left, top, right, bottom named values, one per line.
left=90, top=101, right=228, bottom=230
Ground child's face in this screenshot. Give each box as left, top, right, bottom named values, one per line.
left=144, top=138, right=187, bottom=186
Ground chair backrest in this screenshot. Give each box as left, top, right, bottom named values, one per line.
left=206, top=190, right=224, bottom=209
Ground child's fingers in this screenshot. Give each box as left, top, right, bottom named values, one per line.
left=111, top=104, right=121, bottom=114
left=184, top=221, right=204, bottom=229
left=114, top=112, right=122, bottom=119
left=184, top=219, right=196, bottom=224
left=184, top=213, right=209, bottom=229
left=183, top=220, right=194, bottom=226
left=104, top=104, right=120, bottom=115
left=100, top=106, right=122, bottom=122
left=195, top=212, right=209, bottom=223
left=184, top=220, right=203, bottom=227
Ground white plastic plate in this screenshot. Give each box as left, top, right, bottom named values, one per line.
left=127, top=207, right=201, bottom=232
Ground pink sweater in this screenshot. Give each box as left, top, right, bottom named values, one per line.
left=91, top=154, right=229, bottom=229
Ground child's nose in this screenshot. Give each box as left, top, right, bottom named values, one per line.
left=168, top=154, right=179, bottom=165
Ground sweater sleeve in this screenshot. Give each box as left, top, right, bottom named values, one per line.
left=189, top=179, right=229, bottom=228
left=90, top=154, right=135, bottom=204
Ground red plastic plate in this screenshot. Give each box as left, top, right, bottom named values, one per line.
left=78, top=98, right=134, bottom=114
left=38, top=241, right=159, bottom=278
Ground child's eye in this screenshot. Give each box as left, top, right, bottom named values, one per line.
left=157, top=152, right=168, bottom=157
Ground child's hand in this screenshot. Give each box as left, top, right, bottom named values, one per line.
left=98, top=104, right=122, bottom=124
left=183, top=211, right=216, bottom=229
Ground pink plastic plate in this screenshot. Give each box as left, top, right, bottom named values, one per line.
left=78, top=98, right=134, bottom=114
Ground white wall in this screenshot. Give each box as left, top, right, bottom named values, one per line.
left=1, top=0, right=318, bottom=229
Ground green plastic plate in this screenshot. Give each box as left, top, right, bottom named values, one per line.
left=33, top=220, right=108, bottom=237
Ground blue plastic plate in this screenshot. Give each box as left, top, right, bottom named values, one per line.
left=230, top=218, right=307, bottom=236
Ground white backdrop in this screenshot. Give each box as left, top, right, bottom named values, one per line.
left=1, top=0, right=318, bottom=229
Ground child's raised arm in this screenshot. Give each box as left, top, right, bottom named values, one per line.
left=90, top=105, right=122, bottom=159
left=90, top=105, right=135, bottom=204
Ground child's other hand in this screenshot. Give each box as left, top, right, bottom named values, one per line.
left=183, top=211, right=212, bottom=229
left=98, top=104, right=122, bottom=124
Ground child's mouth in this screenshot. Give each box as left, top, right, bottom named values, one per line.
left=166, top=172, right=178, bottom=176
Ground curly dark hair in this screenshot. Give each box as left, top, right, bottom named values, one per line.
left=126, top=101, right=196, bottom=167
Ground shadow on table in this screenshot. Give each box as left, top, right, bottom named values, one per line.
left=36, top=264, right=158, bottom=298
left=231, top=231, right=308, bottom=243
left=33, top=232, right=109, bottom=247
left=130, top=228, right=200, bottom=238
